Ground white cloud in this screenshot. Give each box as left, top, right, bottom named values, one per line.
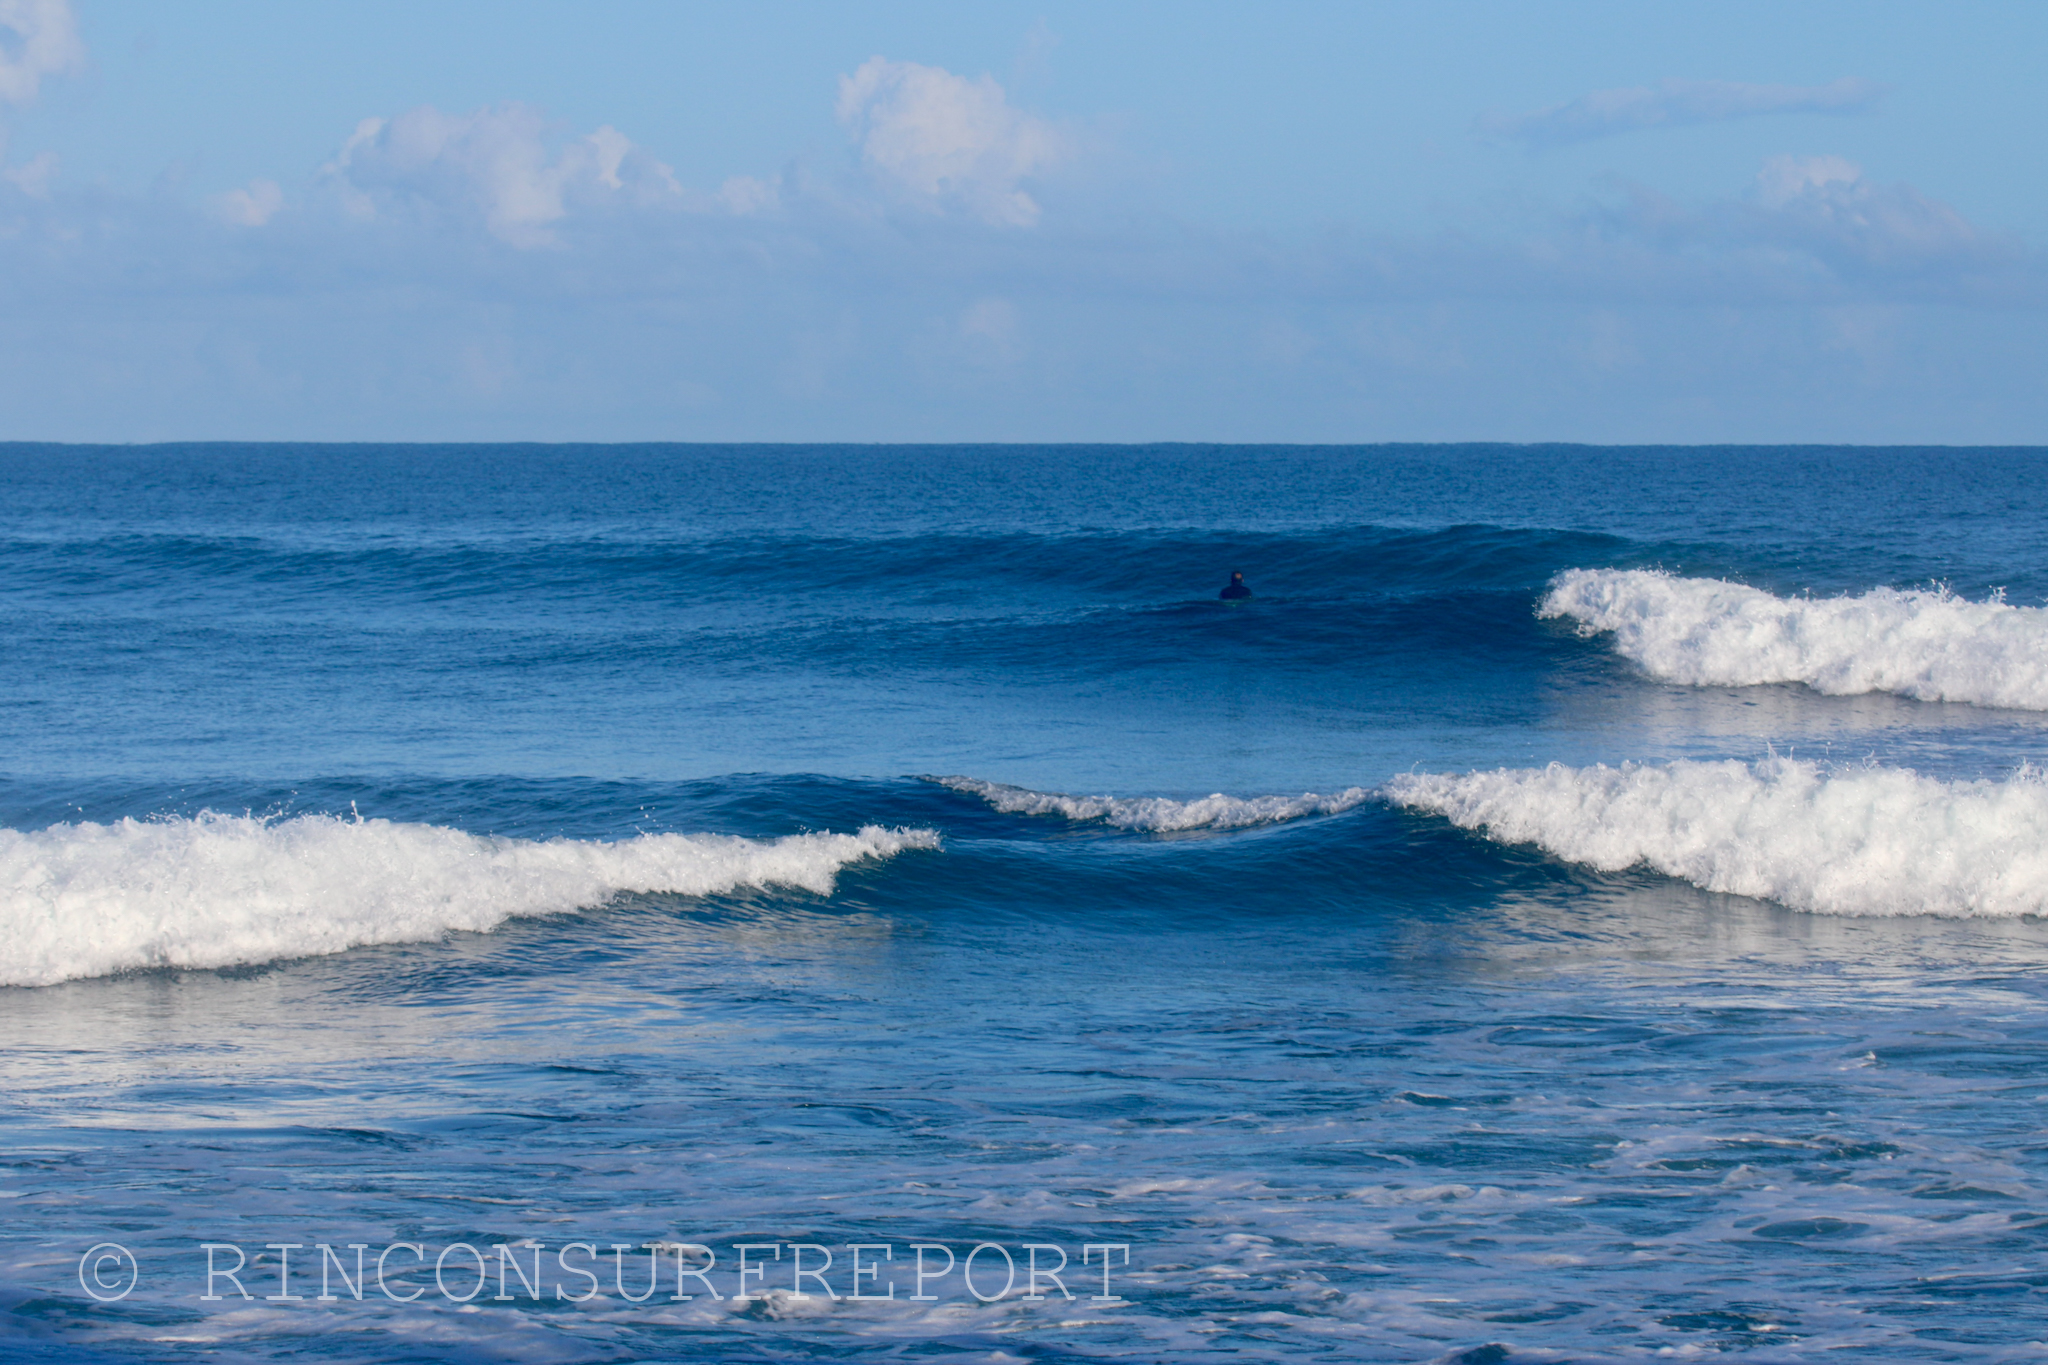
left=836, top=57, right=1061, bottom=226
left=1484, top=77, right=1884, bottom=148
left=1744, top=155, right=1983, bottom=270
left=1, top=146, right=54, bottom=196
left=716, top=174, right=778, bottom=215
left=1282, top=155, right=2026, bottom=310
left=0, top=0, right=82, bottom=104
left=1753, top=153, right=1862, bottom=206
left=216, top=178, right=284, bottom=227
left=325, top=103, right=681, bottom=247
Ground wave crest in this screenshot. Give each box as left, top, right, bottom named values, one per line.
left=1387, top=757, right=2048, bottom=918
left=935, top=776, right=1371, bottom=831
left=1, top=814, right=939, bottom=987
left=1542, top=568, right=2048, bottom=710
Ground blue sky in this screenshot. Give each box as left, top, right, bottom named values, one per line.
left=1, top=0, right=2043, bottom=443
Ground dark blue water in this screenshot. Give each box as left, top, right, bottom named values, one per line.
left=4, top=444, right=2048, bottom=1362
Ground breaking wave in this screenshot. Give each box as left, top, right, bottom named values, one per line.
left=1387, top=756, right=2048, bottom=918
left=935, top=776, right=1372, bottom=831
left=0, top=813, right=938, bottom=987
left=1542, top=568, right=2048, bottom=710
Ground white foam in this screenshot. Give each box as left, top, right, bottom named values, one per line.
left=0, top=813, right=939, bottom=987
left=935, top=776, right=1371, bottom=831
left=1387, top=756, right=2048, bottom=918
left=1541, top=567, right=2048, bottom=710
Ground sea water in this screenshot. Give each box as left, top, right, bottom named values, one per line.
left=2, top=443, right=2046, bottom=1362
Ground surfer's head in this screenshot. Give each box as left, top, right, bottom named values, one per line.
left=1229, top=571, right=1244, bottom=584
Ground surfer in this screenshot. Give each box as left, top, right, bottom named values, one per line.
left=1219, top=571, right=1252, bottom=600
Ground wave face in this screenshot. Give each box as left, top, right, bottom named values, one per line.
left=1543, top=567, right=2048, bottom=710
left=0, top=813, right=937, bottom=988
left=936, top=775, right=1372, bottom=830
left=1388, top=757, right=2048, bottom=918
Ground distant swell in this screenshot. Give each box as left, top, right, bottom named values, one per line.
left=0, top=815, right=939, bottom=987
left=936, top=776, right=1371, bottom=830
left=1388, top=757, right=2048, bottom=918
left=1542, top=568, right=2048, bottom=710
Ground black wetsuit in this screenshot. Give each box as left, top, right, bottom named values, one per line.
left=1220, top=576, right=1252, bottom=600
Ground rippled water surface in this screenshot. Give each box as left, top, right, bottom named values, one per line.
left=3, top=444, right=2048, bottom=1362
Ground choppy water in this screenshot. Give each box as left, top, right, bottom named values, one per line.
left=4, top=443, right=2048, bottom=1362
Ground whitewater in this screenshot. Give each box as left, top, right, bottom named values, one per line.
left=1543, top=566, right=2048, bottom=710
left=0, top=813, right=936, bottom=987
left=934, top=775, right=1373, bottom=830
left=1389, top=756, right=2048, bottom=918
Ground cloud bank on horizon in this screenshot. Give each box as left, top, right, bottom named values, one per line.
left=0, top=0, right=2041, bottom=443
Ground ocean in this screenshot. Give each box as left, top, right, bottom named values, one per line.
left=4, top=442, right=2047, bottom=1362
